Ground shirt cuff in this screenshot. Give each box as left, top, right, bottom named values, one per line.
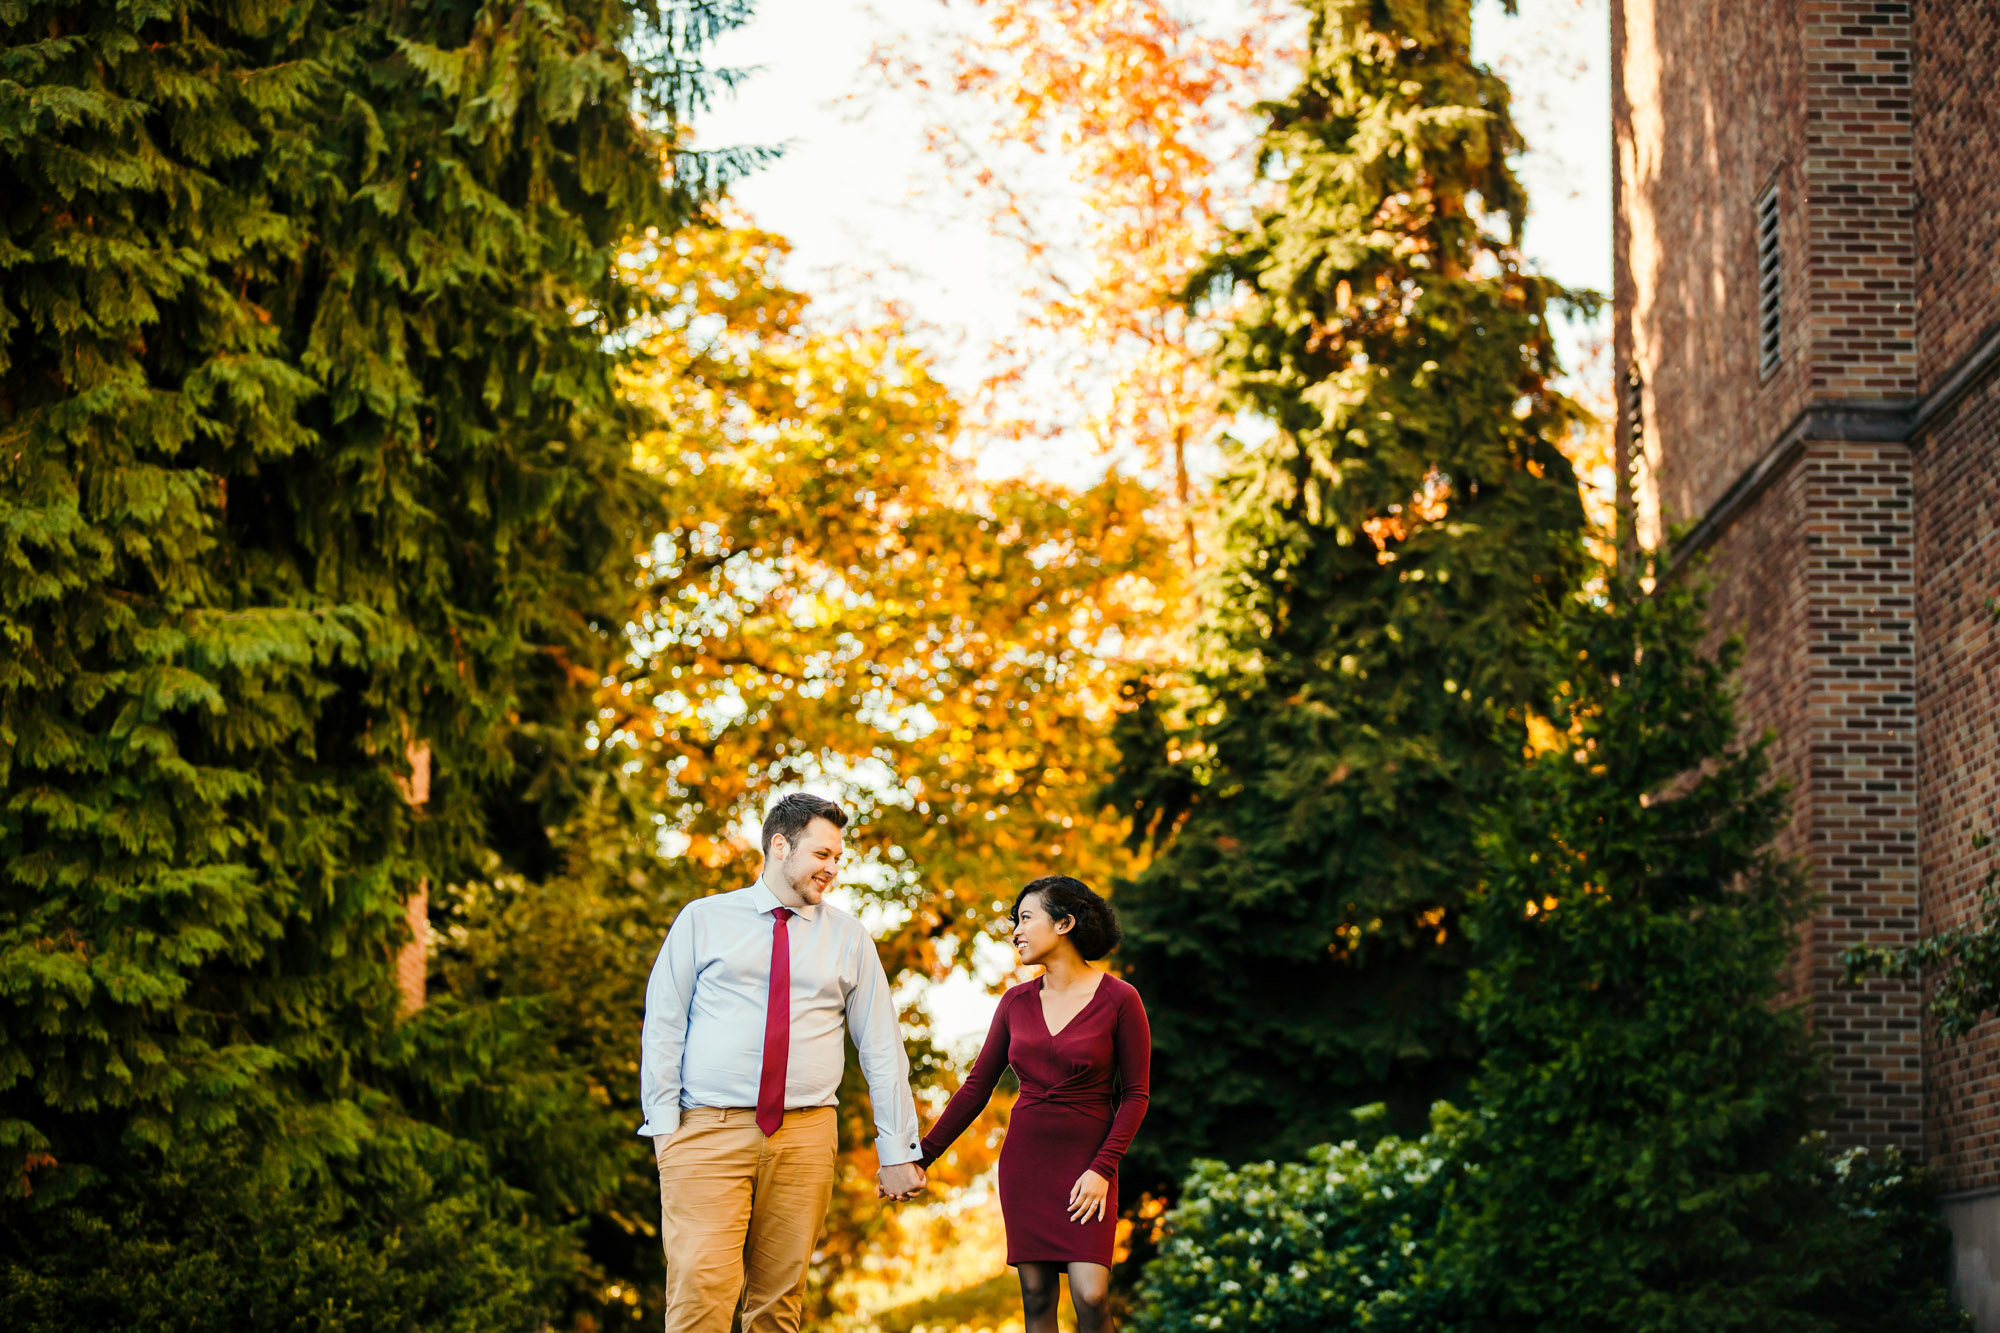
left=636, top=1107, right=681, bottom=1138
left=876, top=1132, right=923, bottom=1168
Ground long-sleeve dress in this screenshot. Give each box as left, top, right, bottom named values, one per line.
left=918, top=973, right=1150, bottom=1266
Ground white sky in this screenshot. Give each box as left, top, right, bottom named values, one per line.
left=688, top=0, right=1614, bottom=1047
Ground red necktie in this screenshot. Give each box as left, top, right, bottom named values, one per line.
left=756, top=907, right=794, bottom=1137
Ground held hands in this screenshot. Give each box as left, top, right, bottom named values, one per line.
left=877, top=1161, right=926, bottom=1202
left=1067, top=1169, right=1109, bottom=1224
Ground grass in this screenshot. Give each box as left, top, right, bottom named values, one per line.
left=865, top=1269, right=1066, bottom=1333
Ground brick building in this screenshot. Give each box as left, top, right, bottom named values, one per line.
left=1612, top=0, right=1999, bottom=1323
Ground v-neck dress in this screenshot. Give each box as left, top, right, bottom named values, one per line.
left=919, top=974, right=1150, bottom=1266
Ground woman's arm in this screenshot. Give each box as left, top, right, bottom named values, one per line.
left=1085, top=987, right=1151, bottom=1180
left=918, top=991, right=1014, bottom=1168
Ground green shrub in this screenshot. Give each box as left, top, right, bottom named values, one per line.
left=1130, top=1106, right=1468, bottom=1333
left=0, top=1128, right=565, bottom=1333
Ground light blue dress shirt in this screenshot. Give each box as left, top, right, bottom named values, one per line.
left=637, top=881, right=923, bottom=1167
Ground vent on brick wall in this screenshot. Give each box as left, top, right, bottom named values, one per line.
left=1756, top=184, right=1782, bottom=378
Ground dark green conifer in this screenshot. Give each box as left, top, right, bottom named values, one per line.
left=1109, top=0, right=1588, bottom=1190
left=1, top=0, right=745, bottom=1318
left=1435, top=567, right=1964, bottom=1332
left=1121, top=568, right=1965, bottom=1332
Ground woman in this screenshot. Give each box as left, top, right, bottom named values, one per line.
left=917, top=876, right=1150, bottom=1333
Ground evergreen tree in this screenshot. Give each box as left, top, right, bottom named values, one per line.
left=1121, top=567, right=1964, bottom=1332
left=425, top=769, right=710, bottom=1330
left=1109, top=0, right=1588, bottom=1189
left=1, top=0, right=745, bottom=1318
left=1436, top=566, right=1963, bottom=1332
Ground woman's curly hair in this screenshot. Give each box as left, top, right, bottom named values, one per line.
left=1013, top=875, right=1121, bottom=962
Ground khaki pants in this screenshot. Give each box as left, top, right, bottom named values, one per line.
left=655, top=1106, right=838, bottom=1333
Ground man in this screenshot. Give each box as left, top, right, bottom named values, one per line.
left=640, top=792, right=927, bottom=1333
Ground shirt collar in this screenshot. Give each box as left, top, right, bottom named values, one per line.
left=746, top=878, right=820, bottom=923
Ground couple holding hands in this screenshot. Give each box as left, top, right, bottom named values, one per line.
left=640, top=793, right=1151, bottom=1333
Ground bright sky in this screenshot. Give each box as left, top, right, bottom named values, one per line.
left=689, top=0, right=1615, bottom=1047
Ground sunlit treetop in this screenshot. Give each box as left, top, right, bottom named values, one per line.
left=874, top=0, right=1289, bottom=566
left=607, top=214, right=1178, bottom=977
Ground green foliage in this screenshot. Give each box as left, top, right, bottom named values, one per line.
left=1, top=0, right=745, bottom=1321
left=1130, top=1105, right=1468, bottom=1333
left=1108, top=0, right=1590, bottom=1190
left=429, top=770, right=711, bottom=1328
left=1131, top=1133, right=1957, bottom=1333
left=1129, top=569, right=1964, bottom=1332
left=3, top=1138, right=559, bottom=1333
left=1810, top=1146, right=1971, bottom=1333
left=2, top=994, right=612, bottom=1331
left=1436, top=565, right=1963, bottom=1331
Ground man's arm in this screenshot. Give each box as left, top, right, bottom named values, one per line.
left=843, top=927, right=924, bottom=1183
left=637, top=910, right=699, bottom=1138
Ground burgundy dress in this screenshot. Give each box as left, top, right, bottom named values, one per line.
left=919, top=974, right=1150, bottom=1266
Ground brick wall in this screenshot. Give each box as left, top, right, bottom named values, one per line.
left=1704, top=440, right=1928, bottom=1149
left=1703, top=464, right=1816, bottom=1006
left=1614, top=0, right=1951, bottom=1160
left=1913, top=0, right=2000, bottom=382
left=1798, top=437, right=1924, bottom=1147
left=1612, top=0, right=1809, bottom=532
left=1914, top=370, right=2000, bottom=1193
left=1615, top=8, right=2000, bottom=1306
left=1803, top=0, right=1918, bottom=400
left=1694, top=439, right=1927, bottom=1153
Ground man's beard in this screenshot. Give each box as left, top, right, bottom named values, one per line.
left=784, top=853, right=829, bottom=901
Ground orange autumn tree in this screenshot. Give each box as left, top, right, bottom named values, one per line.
left=611, top=215, right=1169, bottom=971
left=872, top=0, right=1284, bottom=566
left=603, top=213, right=1172, bottom=1315
left=437, top=211, right=1171, bottom=1327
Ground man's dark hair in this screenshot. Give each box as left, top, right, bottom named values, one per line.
left=1012, top=875, right=1122, bottom=962
left=761, top=792, right=849, bottom=855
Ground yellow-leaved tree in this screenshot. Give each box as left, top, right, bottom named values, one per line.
left=611, top=215, right=1172, bottom=970
left=597, top=213, right=1172, bottom=1318
left=437, top=210, right=1174, bottom=1326
left=871, top=0, right=1284, bottom=567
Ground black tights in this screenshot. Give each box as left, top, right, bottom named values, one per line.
left=1017, top=1261, right=1113, bottom=1333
